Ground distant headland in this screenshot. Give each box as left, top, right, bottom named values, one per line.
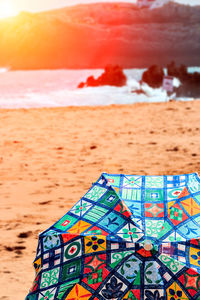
left=0, top=2, right=199, bottom=70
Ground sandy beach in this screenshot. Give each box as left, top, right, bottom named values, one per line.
left=0, top=100, right=200, bottom=300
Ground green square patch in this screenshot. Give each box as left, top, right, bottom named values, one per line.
left=121, top=188, right=141, bottom=201
left=145, top=189, right=164, bottom=202
left=145, top=220, right=165, bottom=238
left=87, top=269, right=103, bottom=284
left=170, top=207, right=183, bottom=221
left=57, top=279, right=79, bottom=299
left=54, top=214, right=77, bottom=231
left=84, top=185, right=107, bottom=202
left=99, top=190, right=118, bottom=208
left=40, top=267, right=59, bottom=288
left=104, top=175, right=120, bottom=187
left=84, top=206, right=107, bottom=223
left=25, top=294, right=37, bottom=300
left=145, top=176, right=164, bottom=188
left=62, top=259, right=81, bottom=281
left=195, top=194, right=200, bottom=203
left=157, top=221, right=172, bottom=239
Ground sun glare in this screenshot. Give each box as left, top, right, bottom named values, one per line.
left=0, top=1, right=18, bottom=19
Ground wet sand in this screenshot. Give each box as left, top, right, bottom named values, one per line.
left=0, top=100, right=200, bottom=299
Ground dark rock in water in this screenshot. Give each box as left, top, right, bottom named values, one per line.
left=142, top=65, right=164, bottom=88
left=100, top=65, right=127, bottom=87
left=167, top=61, right=200, bottom=98
left=167, top=61, right=187, bottom=78
left=77, top=65, right=127, bottom=88
left=77, top=82, right=85, bottom=88
left=140, top=61, right=200, bottom=98
left=86, top=75, right=97, bottom=87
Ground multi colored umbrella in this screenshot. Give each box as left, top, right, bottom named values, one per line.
left=26, top=172, right=200, bottom=300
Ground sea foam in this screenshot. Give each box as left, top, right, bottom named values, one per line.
left=0, top=68, right=198, bottom=109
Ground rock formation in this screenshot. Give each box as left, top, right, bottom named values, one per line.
left=78, top=65, right=127, bottom=88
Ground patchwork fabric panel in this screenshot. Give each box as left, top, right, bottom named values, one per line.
left=26, top=172, right=200, bottom=300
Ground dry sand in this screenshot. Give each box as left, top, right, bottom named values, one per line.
left=0, top=100, right=200, bottom=299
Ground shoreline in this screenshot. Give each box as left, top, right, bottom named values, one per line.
left=0, top=97, right=199, bottom=112
left=0, top=67, right=200, bottom=109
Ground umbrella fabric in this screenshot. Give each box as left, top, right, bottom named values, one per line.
left=26, top=172, right=200, bottom=300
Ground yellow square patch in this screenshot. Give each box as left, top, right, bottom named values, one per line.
left=167, top=282, right=188, bottom=300
left=189, top=247, right=200, bottom=267
left=84, top=235, right=106, bottom=254
left=68, top=220, right=92, bottom=234
left=33, top=257, right=41, bottom=274
left=65, top=284, right=92, bottom=299
left=181, top=198, right=200, bottom=216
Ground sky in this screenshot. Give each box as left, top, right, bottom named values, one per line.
left=0, top=0, right=199, bottom=19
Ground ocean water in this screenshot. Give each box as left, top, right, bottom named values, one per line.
left=0, top=67, right=199, bottom=109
